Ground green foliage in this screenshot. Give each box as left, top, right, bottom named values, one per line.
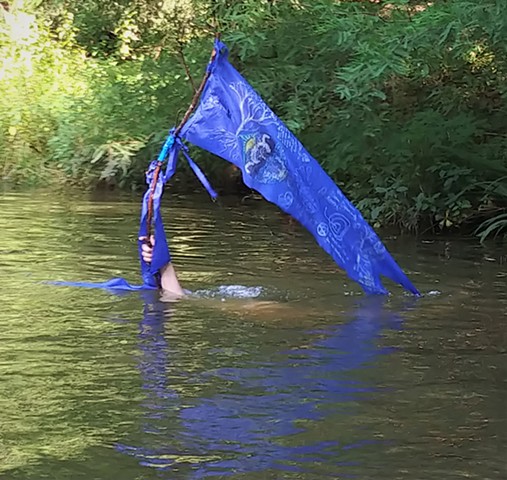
left=475, top=213, right=507, bottom=242
left=0, top=0, right=506, bottom=237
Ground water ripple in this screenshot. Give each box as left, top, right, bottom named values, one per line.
left=0, top=191, right=505, bottom=480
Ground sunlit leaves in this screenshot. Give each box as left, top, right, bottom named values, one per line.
left=0, top=0, right=506, bottom=236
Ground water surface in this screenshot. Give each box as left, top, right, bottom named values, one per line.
left=0, top=190, right=505, bottom=479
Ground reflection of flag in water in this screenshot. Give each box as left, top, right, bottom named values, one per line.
left=116, top=296, right=404, bottom=477
left=182, top=40, right=419, bottom=296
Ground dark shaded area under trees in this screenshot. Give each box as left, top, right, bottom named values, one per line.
left=1, top=0, right=506, bottom=239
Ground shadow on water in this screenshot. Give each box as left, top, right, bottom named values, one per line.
left=116, top=293, right=412, bottom=478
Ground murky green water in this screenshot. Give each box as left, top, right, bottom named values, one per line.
left=0, top=190, right=505, bottom=479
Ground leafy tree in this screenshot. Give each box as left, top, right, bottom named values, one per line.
left=1, top=0, right=506, bottom=238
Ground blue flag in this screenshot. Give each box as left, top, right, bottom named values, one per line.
left=137, top=141, right=178, bottom=289
left=50, top=40, right=419, bottom=296
left=138, top=136, right=218, bottom=288
left=49, top=134, right=216, bottom=291
left=182, top=41, right=419, bottom=295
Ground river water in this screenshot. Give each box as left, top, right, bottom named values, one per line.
left=0, top=190, right=505, bottom=479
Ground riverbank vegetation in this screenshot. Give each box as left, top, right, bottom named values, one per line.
left=1, top=0, right=506, bottom=239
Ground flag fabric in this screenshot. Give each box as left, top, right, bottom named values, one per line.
left=137, top=140, right=179, bottom=288
left=181, top=40, right=419, bottom=295
left=49, top=134, right=216, bottom=291
left=50, top=39, right=419, bottom=296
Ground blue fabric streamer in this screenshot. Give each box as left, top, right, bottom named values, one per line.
left=138, top=145, right=177, bottom=288
left=49, top=278, right=157, bottom=291
left=180, top=147, right=218, bottom=199
left=137, top=137, right=217, bottom=288
left=181, top=40, right=419, bottom=295
left=52, top=135, right=216, bottom=291
left=157, top=131, right=175, bottom=163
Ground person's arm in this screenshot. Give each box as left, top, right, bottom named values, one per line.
left=139, top=236, right=185, bottom=297
left=159, top=262, right=185, bottom=296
